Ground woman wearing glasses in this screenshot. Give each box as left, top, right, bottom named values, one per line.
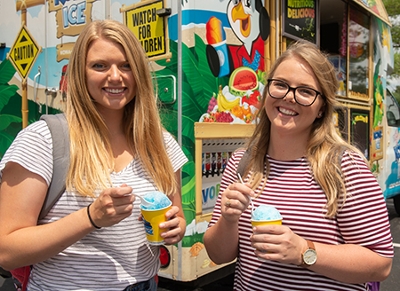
left=204, top=40, right=393, bottom=290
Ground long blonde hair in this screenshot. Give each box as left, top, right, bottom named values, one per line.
left=65, top=19, right=177, bottom=197
left=245, top=40, right=364, bottom=217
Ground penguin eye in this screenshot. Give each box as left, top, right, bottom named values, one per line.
left=232, top=0, right=240, bottom=5
left=245, top=0, right=251, bottom=7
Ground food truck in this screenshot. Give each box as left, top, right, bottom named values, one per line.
left=0, top=0, right=396, bottom=286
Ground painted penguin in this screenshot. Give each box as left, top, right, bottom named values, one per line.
left=206, top=0, right=270, bottom=77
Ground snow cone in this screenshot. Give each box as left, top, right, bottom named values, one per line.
left=140, top=191, right=172, bottom=245
left=251, top=205, right=282, bottom=227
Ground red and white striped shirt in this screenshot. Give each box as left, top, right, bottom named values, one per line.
left=208, top=149, right=393, bottom=291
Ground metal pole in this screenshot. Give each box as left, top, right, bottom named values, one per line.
left=21, top=9, right=28, bottom=128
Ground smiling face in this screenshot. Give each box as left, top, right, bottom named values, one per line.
left=265, top=56, right=325, bottom=138
left=85, top=37, right=136, bottom=114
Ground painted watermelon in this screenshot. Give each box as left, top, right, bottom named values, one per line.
left=229, top=67, right=259, bottom=96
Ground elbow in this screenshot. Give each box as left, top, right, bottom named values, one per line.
left=378, top=258, right=392, bottom=281
left=204, top=247, right=227, bottom=265
left=0, top=255, right=13, bottom=272
left=0, top=246, right=23, bottom=271
left=203, top=233, right=221, bottom=264
left=204, top=232, right=235, bottom=265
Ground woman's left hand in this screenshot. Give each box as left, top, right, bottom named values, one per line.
left=250, top=224, right=307, bottom=266
left=159, top=205, right=184, bottom=245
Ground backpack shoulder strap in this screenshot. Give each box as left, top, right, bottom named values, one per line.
left=38, top=113, right=70, bottom=220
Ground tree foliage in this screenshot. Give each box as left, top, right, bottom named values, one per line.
left=383, top=0, right=400, bottom=95
left=383, top=0, right=399, bottom=47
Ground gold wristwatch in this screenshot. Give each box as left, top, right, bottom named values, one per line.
left=301, top=240, right=317, bottom=267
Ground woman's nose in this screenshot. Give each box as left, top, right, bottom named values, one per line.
left=283, top=88, right=296, bottom=103
left=108, top=65, right=122, bottom=81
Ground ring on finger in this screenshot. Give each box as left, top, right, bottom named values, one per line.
left=225, top=199, right=231, bottom=207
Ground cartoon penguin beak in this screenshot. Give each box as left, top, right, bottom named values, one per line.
left=231, top=2, right=251, bottom=38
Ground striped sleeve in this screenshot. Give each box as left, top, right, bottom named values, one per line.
left=0, top=120, right=53, bottom=186
left=163, top=131, right=188, bottom=172
left=337, top=152, right=394, bottom=257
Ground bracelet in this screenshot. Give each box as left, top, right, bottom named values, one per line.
left=87, top=203, right=101, bottom=229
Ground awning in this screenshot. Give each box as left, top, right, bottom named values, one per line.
left=352, top=0, right=391, bottom=26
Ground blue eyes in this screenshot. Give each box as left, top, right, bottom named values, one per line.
left=90, top=63, right=131, bottom=70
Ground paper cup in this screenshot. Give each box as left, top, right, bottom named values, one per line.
left=141, top=204, right=172, bottom=245
left=251, top=219, right=282, bottom=227
left=251, top=219, right=282, bottom=262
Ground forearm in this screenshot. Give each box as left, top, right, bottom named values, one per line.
left=204, top=217, right=239, bottom=264
left=0, top=207, right=94, bottom=270
left=310, top=242, right=392, bottom=283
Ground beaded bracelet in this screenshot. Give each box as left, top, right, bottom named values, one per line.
left=87, top=203, right=101, bottom=229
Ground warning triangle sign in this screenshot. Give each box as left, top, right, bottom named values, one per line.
left=8, top=25, right=41, bottom=79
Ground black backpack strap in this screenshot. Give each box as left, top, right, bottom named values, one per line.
left=38, top=114, right=70, bottom=220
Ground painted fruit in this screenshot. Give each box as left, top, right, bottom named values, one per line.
left=229, top=67, right=259, bottom=96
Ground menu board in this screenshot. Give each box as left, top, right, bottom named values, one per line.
left=282, top=0, right=318, bottom=43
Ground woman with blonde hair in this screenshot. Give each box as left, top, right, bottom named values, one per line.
left=0, top=19, right=187, bottom=291
left=204, top=40, right=393, bottom=290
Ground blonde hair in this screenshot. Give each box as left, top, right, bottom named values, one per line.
left=245, top=40, right=364, bottom=217
left=65, top=19, right=177, bottom=196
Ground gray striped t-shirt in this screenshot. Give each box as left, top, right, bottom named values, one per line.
left=0, top=120, right=188, bottom=290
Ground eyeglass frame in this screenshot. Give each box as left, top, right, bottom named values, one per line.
left=266, top=78, right=323, bottom=107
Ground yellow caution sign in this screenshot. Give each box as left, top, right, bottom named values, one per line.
left=8, top=25, right=41, bottom=79
left=123, top=0, right=168, bottom=59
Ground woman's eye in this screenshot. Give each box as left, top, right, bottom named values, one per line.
left=299, top=88, right=314, bottom=96
left=92, top=63, right=105, bottom=69
left=122, top=63, right=131, bottom=70
left=275, top=82, right=287, bottom=89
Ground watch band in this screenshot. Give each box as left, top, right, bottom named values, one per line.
left=306, top=240, right=315, bottom=250
left=301, top=240, right=317, bottom=267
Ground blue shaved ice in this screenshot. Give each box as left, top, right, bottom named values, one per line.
left=252, top=205, right=282, bottom=221
left=140, top=191, right=171, bottom=210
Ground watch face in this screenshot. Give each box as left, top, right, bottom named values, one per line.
left=303, top=249, right=317, bottom=265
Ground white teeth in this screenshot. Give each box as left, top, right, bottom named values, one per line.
left=279, top=107, right=297, bottom=116
left=105, top=88, right=124, bottom=94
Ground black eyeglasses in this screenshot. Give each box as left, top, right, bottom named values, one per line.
left=267, top=79, right=323, bottom=106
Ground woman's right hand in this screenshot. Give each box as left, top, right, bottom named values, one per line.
left=89, top=185, right=135, bottom=228
left=221, top=182, right=255, bottom=223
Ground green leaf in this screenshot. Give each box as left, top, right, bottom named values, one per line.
left=0, top=114, right=22, bottom=131
left=0, top=131, right=16, bottom=159
left=0, top=84, right=19, bottom=111
left=0, top=59, right=17, bottom=85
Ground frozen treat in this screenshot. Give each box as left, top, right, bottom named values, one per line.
left=140, top=191, right=172, bottom=210
left=251, top=205, right=282, bottom=226
left=251, top=205, right=282, bottom=262
left=140, top=191, right=172, bottom=245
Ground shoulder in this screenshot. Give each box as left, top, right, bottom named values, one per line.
left=4, top=120, right=52, bottom=152
left=340, top=150, right=369, bottom=171
left=231, top=148, right=247, bottom=162
left=0, top=120, right=53, bottom=185
left=162, top=130, right=188, bottom=170
left=222, top=148, right=248, bottom=176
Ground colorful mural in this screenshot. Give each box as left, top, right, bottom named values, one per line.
left=0, top=0, right=272, bottom=280
left=0, top=0, right=398, bottom=283
left=370, top=16, right=397, bottom=199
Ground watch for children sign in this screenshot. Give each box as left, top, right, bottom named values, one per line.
left=122, top=0, right=169, bottom=60
left=8, top=25, right=41, bottom=79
